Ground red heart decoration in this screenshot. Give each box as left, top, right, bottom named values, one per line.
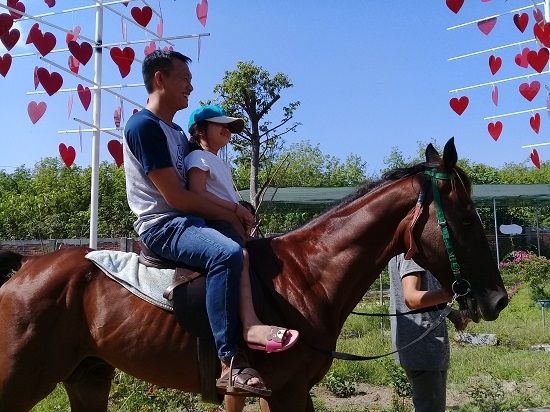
left=0, top=13, right=14, bottom=37
left=68, top=41, right=93, bottom=65
left=33, top=66, right=39, bottom=89
left=530, top=149, right=541, bottom=168
left=65, top=26, right=80, bottom=44
left=534, top=8, right=544, bottom=25
left=527, top=48, right=549, bottom=73
left=122, top=1, right=129, bottom=6
left=68, top=55, right=79, bottom=74
left=515, top=47, right=530, bottom=68
left=488, top=121, right=503, bottom=141
left=157, top=19, right=163, bottom=37
left=519, top=81, right=541, bottom=101
left=513, top=13, right=529, bottom=33
left=477, top=17, right=497, bottom=35
left=37, top=67, right=63, bottom=96
left=25, top=23, right=39, bottom=44
left=110, top=46, right=135, bottom=78
left=1, top=28, right=19, bottom=51
left=44, top=0, right=55, bottom=8
left=534, top=22, right=550, bottom=48
left=446, top=0, right=464, bottom=14
left=0, top=53, right=12, bottom=77
left=488, top=55, right=502, bottom=75
left=107, top=140, right=124, bottom=167
left=131, top=6, right=152, bottom=27
left=196, top=0, right=208, bottom=26
left=449, top=96, right=469, bottom=115
left=77, top=84, right=91, bottom=111
left=163, top=46, right=174, bottom=52
left=530, top=113, right=541, bottom=133
left=27, top=101, right=47, bottom=124
left=492, top=86, right=499, bottom=106
left=59, top=143, right=76, bottom=168
left=32, top=30, right=56, bottom=57
left=144, top=41, right=156, bottom=56
left=114, top=106, right=121, bottom=128
left=7, top=0, right=25, bottom=19
left=132, top=108, right=138, bottom=115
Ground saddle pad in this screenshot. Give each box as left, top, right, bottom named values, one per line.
left=85, top=250, right=176, bottom=311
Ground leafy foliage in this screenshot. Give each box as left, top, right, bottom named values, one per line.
left=499, top=250, right=550, bottom=301
left=0, top=158, right=134, bottom=240
left=205, top=61, right=301, bottom=207
left=324, top=370, right=357, bottom=398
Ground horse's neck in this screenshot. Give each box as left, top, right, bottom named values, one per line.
left=269, top=180, right=419, bottom=334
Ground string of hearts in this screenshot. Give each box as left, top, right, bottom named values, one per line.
left=447, top=2, right=549, bottom=169
left=1, top=0, right=210, bottom=168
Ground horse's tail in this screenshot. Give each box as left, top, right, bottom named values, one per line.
left=0, top=250, right=24, bottom=286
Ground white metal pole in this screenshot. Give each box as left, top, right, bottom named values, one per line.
left=493, top=199, right=500, bottom=264
left=536, top=206, right=541, bottom=256
left=89, top=1, right=104, bottom=249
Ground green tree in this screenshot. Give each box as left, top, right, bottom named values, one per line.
left=268, top=141, right=368, bottom=187
left=206, top=61, right=301, bottom=208
left=0, top=159, right=134, bottom=240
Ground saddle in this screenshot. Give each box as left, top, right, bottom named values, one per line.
left=138, top=241, right=222, bottom=404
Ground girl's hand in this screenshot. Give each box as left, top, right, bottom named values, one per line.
left=235, top=204, right=255, bottom=234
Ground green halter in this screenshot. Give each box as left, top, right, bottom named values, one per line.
left=424, top=168, right=470, bottom=296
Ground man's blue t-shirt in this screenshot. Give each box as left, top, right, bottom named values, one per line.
left=123, top=109, right=190, bottom=235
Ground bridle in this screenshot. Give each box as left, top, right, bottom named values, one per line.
left=407, top=167, right=471, bottom=298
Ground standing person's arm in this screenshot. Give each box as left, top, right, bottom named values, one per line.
left=401, top=274, right=453, bottom=310
left=402, top=273, right=471, bottom=330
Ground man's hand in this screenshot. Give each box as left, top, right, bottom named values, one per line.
left=447, top=309, right=471, bottom=331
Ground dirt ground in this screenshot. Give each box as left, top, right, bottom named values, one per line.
left=239, top=382, right=550, bottom=411
left=240, top=382, right=434, bottom=411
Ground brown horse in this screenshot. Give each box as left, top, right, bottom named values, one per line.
left=0, top=139, right=508, bottom=412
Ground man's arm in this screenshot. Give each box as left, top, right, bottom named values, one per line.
left=401, top=273, right=471, bottom=330
left=401, top=273, right=453, bottom=310
left=148, top=167, right=247, bottom=240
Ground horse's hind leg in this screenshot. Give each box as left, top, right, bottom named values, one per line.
left=62, top=357, right=115, bottom=412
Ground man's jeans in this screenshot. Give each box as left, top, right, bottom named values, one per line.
left=141, top=215, right=243, bottom=362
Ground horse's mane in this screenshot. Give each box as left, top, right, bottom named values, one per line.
left=280, top=160, right=471, bottom=233
left=334, top=162, right=435, bottom=210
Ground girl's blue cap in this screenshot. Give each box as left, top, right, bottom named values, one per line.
left=188, top=105, right=244, bottom=133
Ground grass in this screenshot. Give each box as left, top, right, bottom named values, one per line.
left=31, top=285, right=550, bottom=411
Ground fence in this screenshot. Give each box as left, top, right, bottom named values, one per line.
left=0, top=238, right=140, bottom=256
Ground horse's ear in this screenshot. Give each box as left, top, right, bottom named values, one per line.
left=425, top=143, right=441, bottom=163
left=442, top=137, right=458, bottom=169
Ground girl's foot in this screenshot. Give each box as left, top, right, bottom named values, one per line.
left=244, top=325, right=299, bottom=353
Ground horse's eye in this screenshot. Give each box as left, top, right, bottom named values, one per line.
left=462, top=219, right=473, bottom=229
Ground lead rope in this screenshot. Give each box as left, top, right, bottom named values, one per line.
left=319, top=296, right=459, bottom=361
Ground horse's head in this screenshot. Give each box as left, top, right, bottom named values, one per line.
left=406, top=138, right=508, bottom=322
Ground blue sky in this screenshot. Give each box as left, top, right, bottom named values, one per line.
left=0, top=0, right=548, bottom=175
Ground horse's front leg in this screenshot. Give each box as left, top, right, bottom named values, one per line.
left=262, top=385, right=313, bottom=412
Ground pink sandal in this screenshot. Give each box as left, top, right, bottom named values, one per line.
left=247, top=326, right=299, bottom=353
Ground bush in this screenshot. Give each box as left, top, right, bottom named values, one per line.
left=499, top=250, right=550, bottom=301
